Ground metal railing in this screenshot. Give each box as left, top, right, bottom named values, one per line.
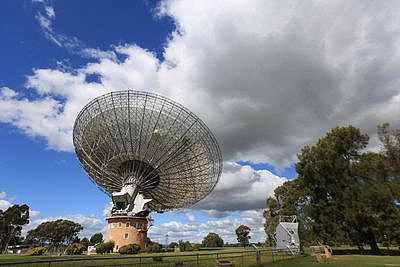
left=0, top=248, right=297, bottom=267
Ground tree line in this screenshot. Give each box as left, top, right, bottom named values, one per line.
left=0, top=202, right=253, bottom=254
left=264, top=123, right=400, bottom=253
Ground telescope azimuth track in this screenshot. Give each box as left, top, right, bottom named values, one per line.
left=73, top=90, right=222, bottom=213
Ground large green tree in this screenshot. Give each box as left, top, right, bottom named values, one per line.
left=265, top=124, right=400, bottom=253
left=26, top=219, right=83, bottom=251
left=296, top=126, right=369, bottom=246
left=235, top=225, right=251, bottom=247
left=346, top=152, right=400, bottom=251
left=202, top=232, right=224, bottom=247
left=0, top=204, right=29, bottom=253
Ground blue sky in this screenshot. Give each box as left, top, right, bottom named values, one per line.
left=1, top=0, right=400, bottom=243
left=0, top=0, right=292, bottom=243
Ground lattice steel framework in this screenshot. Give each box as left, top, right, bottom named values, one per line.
left=73, top=90, right=222, bottom=211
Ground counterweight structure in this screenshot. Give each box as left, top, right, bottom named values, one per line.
left=73, top=90, right=222, bottom=250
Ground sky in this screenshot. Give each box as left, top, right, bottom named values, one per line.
left=1, top=0, right=400, bottom=244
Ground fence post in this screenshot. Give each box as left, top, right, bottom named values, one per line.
left=241, top=251, right=244, bottom=267
left=48, top=261, right=51, bottom=267
left=197, top=253, right=199, bottom=267
left=272, top=249, right=274, bottom=262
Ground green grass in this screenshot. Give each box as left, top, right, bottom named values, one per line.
left=265, top=255, right=400, bottom=267
left=5, top=250, right=400, bottom=267
left=0, top=249, right=292, bottom=266
left=6, top=249, right=400, bottom=267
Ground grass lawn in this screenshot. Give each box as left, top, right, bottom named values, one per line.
left=266, top=255, right=400, bottom=267
left=3, top=249, right=400, bottom=267
left=0, top=248, right=283, bottom=266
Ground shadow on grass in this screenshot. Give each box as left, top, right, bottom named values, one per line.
left=333, top=248, right=400, bottom=256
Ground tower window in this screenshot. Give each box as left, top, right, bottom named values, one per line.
left=126, top=222, right=129, bottom=227
left=124, top=233, right=129, bottom=239
left=118, top=222, right=122, bottom=228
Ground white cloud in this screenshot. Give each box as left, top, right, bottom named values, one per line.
left=45, top=6, right=55, bottom=18
left=103, top=202, right=113, bottom=218
left=0, top=200, right=11, bottom=211
left=185, top=213, right=196, bottom=222
left=29, top=210, right=41, bottom=217
left=0, top=191, right=6, bottom=199
left=194, top=162, right=286, bottom=211
left=149, top=209, right=266, bottom=244
left=3, top=0, right=399, bottom=169
left=0, top=87, right=18, bottom=99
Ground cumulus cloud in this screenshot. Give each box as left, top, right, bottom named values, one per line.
left=0, top=191, right=12, bottom=211
left=29, top=210, right=41, bottom=217
left=0, top=200, right=11, bottom=211
left=194, top=162, right=286, bottom=211
left=2, top=0, right=400, bottom=169
left=185, top=213, right=196, bottom=222
left=149, top=209, right=266, bottom=244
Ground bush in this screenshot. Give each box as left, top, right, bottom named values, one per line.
left=26, top=246, right=47, bottom=256
left=179, top=240, right=195, bottom=251
left=95, top=241, right=115, bottom=254
left=119, top=243, right=141, bottom=254
left=145, top=243, right=161, bottom=253
left=191, top=243, right=201, bottom=251
left=65, top=243, right=86, bottom=255
left=80, top=237, right=90, bottom=250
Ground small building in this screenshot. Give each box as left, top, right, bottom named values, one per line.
left=105, top=215, right=150, bottom=252
left=7, top=245, right=32, bottom=254
left=275, top=215, right=300, bottom=255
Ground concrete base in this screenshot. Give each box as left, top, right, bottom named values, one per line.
left=105, top=215, right=148, bottom=252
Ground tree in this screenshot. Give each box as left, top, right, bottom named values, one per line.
left=65, top=243, right=86, bottom=255
left=264, top=179, right=316, bottom=248
left=178, top=240, right=193, bottom=252
left=169, top=242, right=178, bottom=248
left=0, top=204, right=29, bottom=253
left=235, top=225, right=251, bottom=247
left=95, top=241, right=114, bottom=254
left=296, top=126, right=369, bottom=246
left=295, top=125, right=400, bottom=253
left=377, top=123, right=400, bottom=176
left=145, top=242, right=161, bottom=253
left=80, top=237, right=90, bottom=250
left=202, top=233, right=224, bottom=247
left=90, top=232, right=103, bottom=245
left=26, top=219, right=83, bottom=251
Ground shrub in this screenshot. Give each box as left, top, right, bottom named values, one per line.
left=26, top=246, right=47, bottom=256
left=178, top=240, right=193, bottom=252
left=191, top=243, right=201, bottom=251
left=119, top=243, right=141, bottom=254
left=65, top=243, right=86, bottom=255
left=95, top=241, right=115, bottom=254
left=145, top=243, right=161, bottom=253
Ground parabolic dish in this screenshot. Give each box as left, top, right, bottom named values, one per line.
left=73, top=90, right=222, bottom=211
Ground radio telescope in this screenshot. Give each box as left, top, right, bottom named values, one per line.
left=73, top=90, right=222, bottom=250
